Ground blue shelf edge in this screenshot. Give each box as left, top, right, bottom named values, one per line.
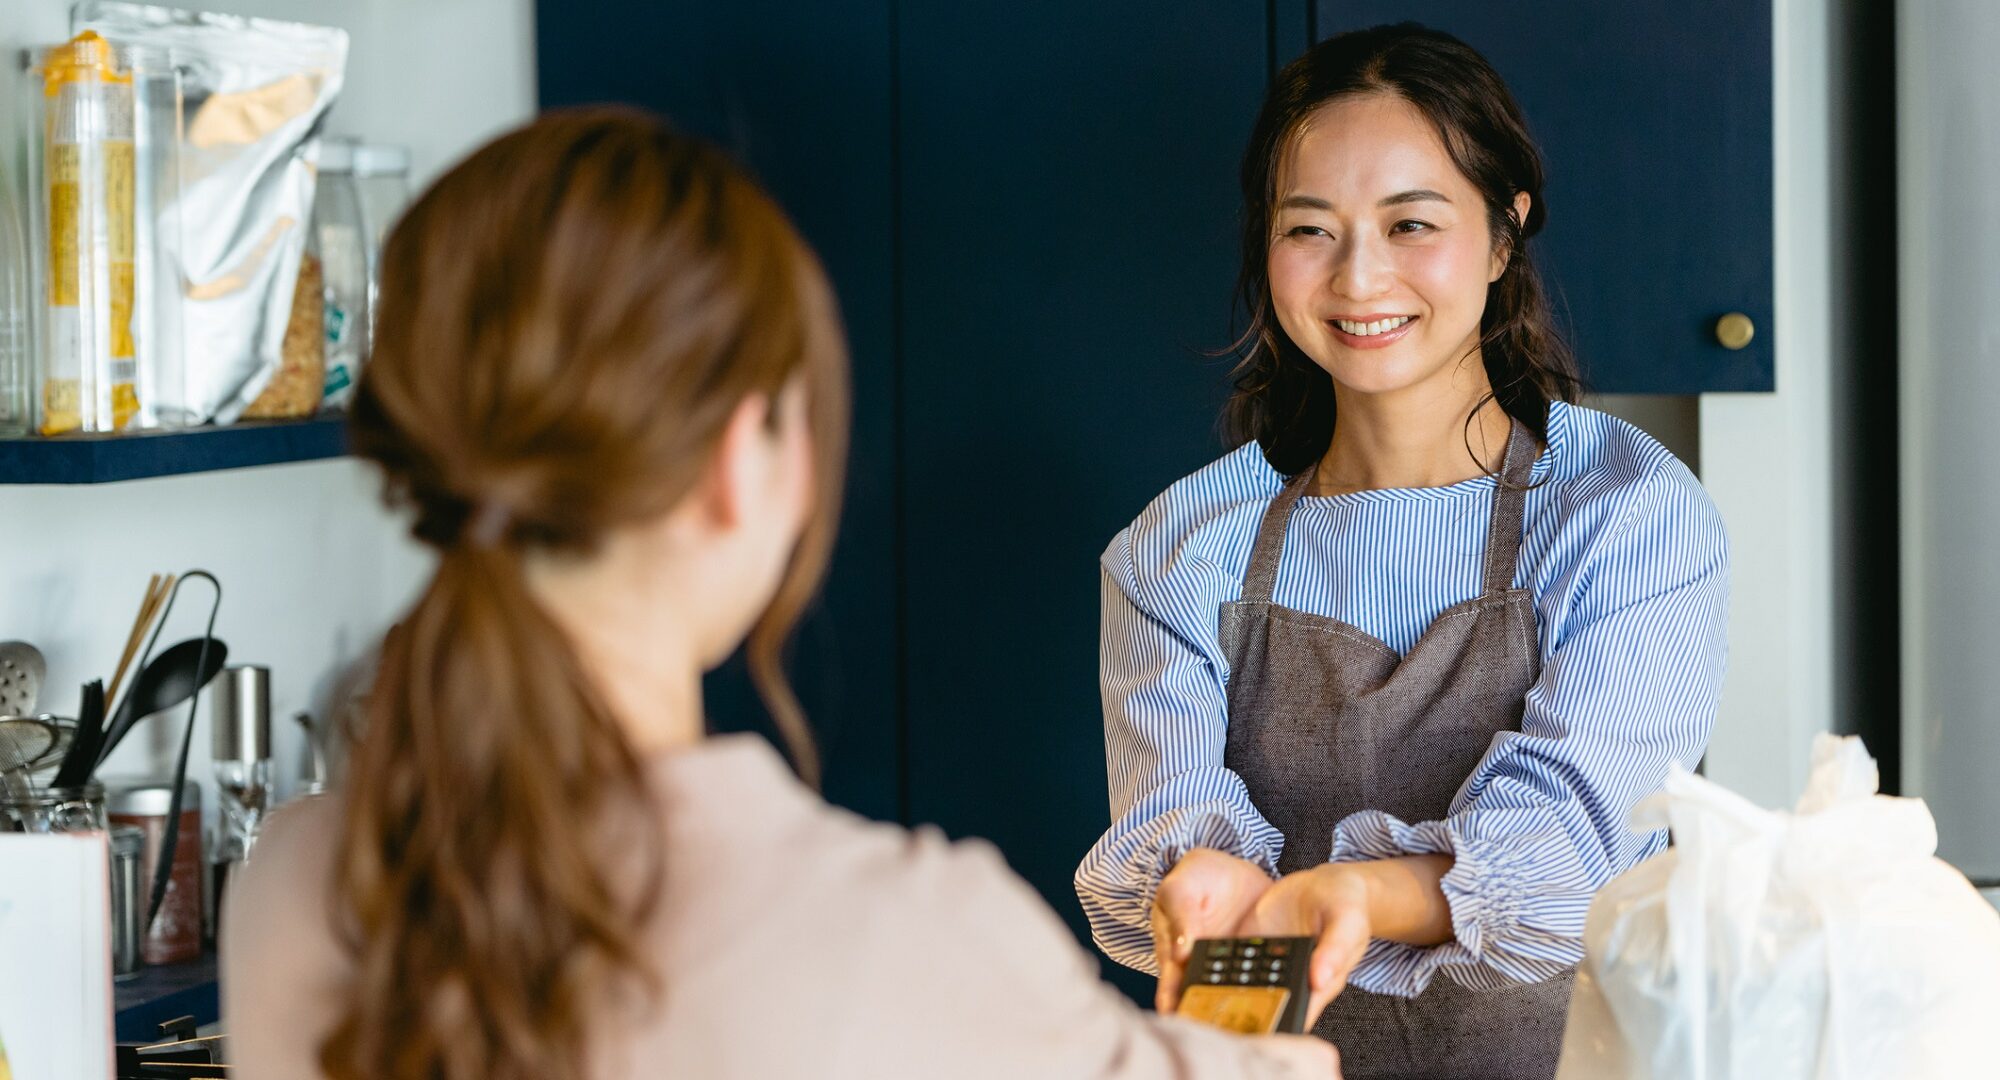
left=114, top=951, right=220, bottom=1043
left=0, top=417, right=350, bottom=485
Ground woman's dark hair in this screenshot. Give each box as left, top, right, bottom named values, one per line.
left=1222, top=23, right=1582, bottom=476
left=330, top=108, right=848, bottom=1080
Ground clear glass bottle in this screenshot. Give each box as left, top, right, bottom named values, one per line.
left=127, top=44, right=186, bottom=430
left=314, top=138, right=368, bottom=410
left=21, top=33, right=182, bottom=435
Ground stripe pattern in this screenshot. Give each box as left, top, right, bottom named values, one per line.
left=1074, top=401, right=1730, bottom=996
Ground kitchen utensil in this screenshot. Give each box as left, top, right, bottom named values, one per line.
left=108, top=574, right=171, bottom=711
left=2, top=714, right=74, bottom=772
left=0, top=641, right=47, bottom=718
left=0, top=642, right=48, bottom=796
left=52, top=680, right=106, bottom=788
left=92, top=638, right=229, bottom=770
left=0, top=714, right=58, bottom=798
left=0, top=716, right=56, bottom=772
left=108, top=570, right=223, bottom=932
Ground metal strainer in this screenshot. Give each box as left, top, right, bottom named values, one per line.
left=0, top=716, right=68, bottom=799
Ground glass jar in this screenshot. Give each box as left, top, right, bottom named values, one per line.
left=1, top=779, right=108, bottom=833
left=0, top=161, right=29, bottom=436
left=314, top=139, right=368, bottom=410
left=20, top=33, right=184, bottom=435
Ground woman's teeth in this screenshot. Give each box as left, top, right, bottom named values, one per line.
left=1334, top=316, right=1413, bottom=337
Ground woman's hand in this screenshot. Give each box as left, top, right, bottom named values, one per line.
left=1236, top=854, right=1456, bottom=1028
left=1150, top=848, right=1276, bottom=1013
left=1235, top=865, right=1375, bottom=1027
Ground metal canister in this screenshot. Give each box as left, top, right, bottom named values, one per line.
left=109, top=823, right=145, bottom=978
left=108, top=779, right=203, bottom=965
left=211, top=665, right=271, bottom=763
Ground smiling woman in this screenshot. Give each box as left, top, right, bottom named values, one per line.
left=1224, top=25, right=1578, bottom=481
left=1075, top=23, right=1728, bottom=1080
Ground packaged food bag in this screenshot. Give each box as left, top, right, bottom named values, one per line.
left=73, top=1, right=347, bottom=425
left=1556, top=734, right=2000, bottom=1079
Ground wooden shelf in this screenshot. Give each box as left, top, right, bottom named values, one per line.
left=0, top=417, right=348, bottom=485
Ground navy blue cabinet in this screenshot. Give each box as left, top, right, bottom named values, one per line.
left=1316, top=1, right=1775, bottom=393
left=895, top=0, right=1269, bottom=992
left=536, top=0, right=903, bottom=823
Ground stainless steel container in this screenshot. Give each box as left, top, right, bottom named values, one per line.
left=212, top=665, right=271, bottom=860
left=110, top=823, right=144, bottom=978
left=211, top=665, right=270, bottom=763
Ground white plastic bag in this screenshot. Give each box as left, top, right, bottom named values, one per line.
left=1555, top=734, right=2000, bottom=1079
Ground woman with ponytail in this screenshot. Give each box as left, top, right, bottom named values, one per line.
left=1075, top=24, right=1729, bottom=1078
left=221, top=109, right=1335, bottom=1079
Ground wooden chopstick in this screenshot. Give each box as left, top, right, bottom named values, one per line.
left=107, top=573, right=170, bottom=710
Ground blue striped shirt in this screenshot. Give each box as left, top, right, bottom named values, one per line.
left=1073, top=401, right=1729, bottom=996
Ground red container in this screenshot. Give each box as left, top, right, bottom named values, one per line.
left=109, top=779, right=204, bottom=965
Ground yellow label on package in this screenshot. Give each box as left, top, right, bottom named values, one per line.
left=42, top=138, right=139, bottom=434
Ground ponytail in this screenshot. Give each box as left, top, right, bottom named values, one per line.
left=324, top=543, right=662, bottom=1080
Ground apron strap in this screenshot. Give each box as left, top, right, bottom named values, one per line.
left=1248, top=419, right=1539, bottom=604
left=1242, top=470, right=1312, bottom=605
left=1482, top=420, right=1538, bottom=595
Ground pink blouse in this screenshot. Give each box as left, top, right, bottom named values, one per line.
left=222, top=733, right=1332, bottom=1078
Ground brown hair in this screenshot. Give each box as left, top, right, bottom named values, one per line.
left=329, top=108, right=849, bottom=1080
left=1224, top=23, right=1582, bottom=476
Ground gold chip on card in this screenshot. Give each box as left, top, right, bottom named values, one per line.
left=1176, top=984, right=1292, bottom=1034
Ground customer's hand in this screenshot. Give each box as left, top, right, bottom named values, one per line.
left=1235, top=864, right=1374, bottom=1028
left=1150, top=848, right=1276, bottom=1013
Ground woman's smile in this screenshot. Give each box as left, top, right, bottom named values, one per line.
left=1328, top=313, right=1419, bottom=349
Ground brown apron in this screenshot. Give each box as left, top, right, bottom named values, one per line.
left=1218, top=421, right=1573, bottom=1079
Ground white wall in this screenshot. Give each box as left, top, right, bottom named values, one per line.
left=0, top=0, right=535, bottom=824
left=1897, top=0, right=2000, bottom=880
left=1696, top=0, right=1838, bottom=809
left=0, top=461, right=431, bottom=795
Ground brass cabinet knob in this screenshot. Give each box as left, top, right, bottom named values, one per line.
left=1715, top=312, right=1755, bottom=350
